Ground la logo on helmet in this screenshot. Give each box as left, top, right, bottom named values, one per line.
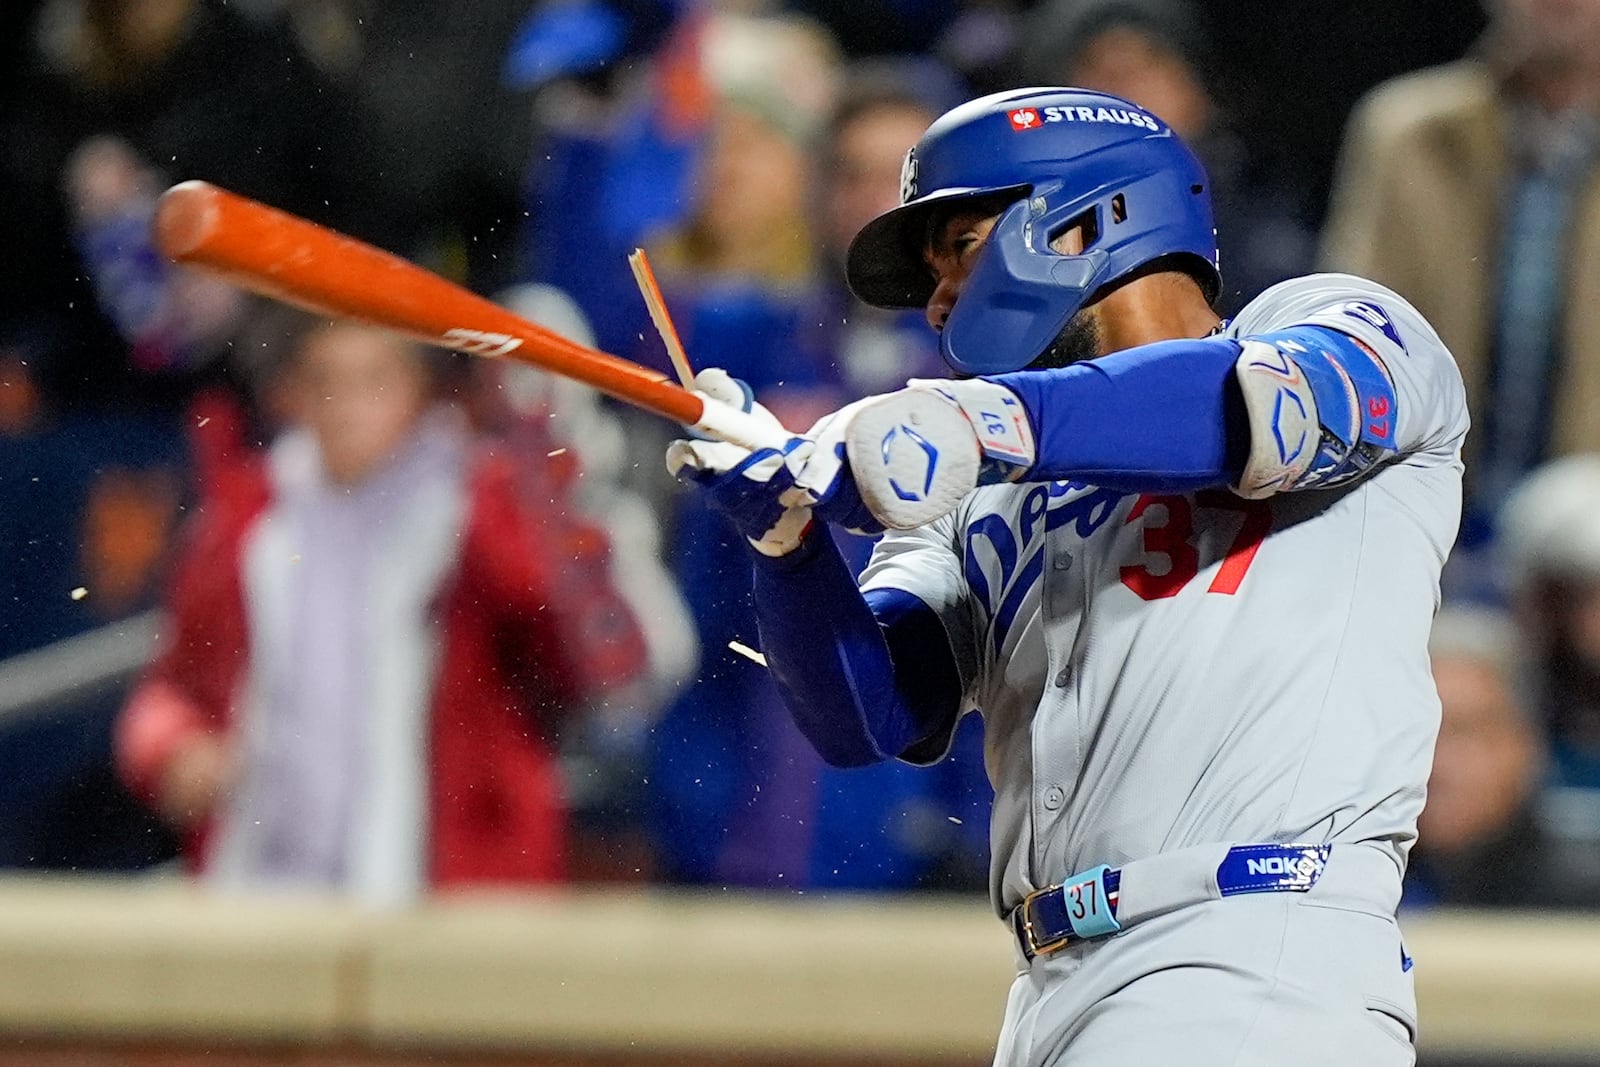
left=899, top=148, right=919, bottom=204
left=1008, top=108, right=1041, bottom=131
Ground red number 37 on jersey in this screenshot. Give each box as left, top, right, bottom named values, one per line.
left=1119, top=491, right=1272, bottom=601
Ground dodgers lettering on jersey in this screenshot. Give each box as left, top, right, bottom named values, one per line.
left=859, top=273, right=1467, bottom=918
left=964, top=481, right=1124, bottom=655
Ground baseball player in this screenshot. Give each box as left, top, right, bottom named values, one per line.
left=669, top=87, right=1465, bottom=1065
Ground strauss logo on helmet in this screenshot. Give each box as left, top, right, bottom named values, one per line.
left=1008, top=108, right=1041, bottom=131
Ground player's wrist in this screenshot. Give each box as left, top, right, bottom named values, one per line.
left=747, top=514, right=825, bottom=567
left=746, top=506, right=814, bottom=557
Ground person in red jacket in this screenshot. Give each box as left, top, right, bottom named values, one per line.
left=116, top=316, right=648, bottom=902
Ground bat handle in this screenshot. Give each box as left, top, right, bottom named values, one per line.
left=689, top=396, right=798, bottom=453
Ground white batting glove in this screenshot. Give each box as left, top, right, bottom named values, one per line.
left=666, top=369, right=817, bottom=557
left=664, top=367, right=769, bottom=472
left=800, top=378, right=1036, bottom=530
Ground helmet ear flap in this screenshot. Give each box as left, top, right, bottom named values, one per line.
left=941, top=197, right=1111, bottom=375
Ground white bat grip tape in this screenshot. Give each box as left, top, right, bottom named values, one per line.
left=689, top=396, right=794, bottom=453
left=844, top=390, right=981, bottom=530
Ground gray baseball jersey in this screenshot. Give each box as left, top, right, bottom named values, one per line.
left=859, top=273, right=1467, bottom=919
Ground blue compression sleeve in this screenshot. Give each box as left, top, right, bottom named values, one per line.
left=751, top=532, right=961, bottom=768
left=991, top=335, right=1250, bottom=492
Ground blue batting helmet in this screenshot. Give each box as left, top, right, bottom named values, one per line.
left=845, top=87, right=1219, bottom=375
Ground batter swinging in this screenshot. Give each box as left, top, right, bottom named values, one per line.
left=669, top=87, right=1465, bottom=1066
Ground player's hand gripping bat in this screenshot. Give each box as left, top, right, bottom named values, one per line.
left=150, top=181, right=789, bottom=452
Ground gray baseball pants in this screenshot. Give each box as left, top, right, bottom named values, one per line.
left=994, top=846, right=1416, bottom=1066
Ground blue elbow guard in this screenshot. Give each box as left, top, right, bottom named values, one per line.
left=1231, top=326, right=1398, bottom=497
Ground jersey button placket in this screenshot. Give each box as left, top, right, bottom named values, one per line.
left=1033, top=519, right=1082, bottom=883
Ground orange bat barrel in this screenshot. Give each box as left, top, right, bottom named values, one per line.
left=152, top=180, right=709, bottom=427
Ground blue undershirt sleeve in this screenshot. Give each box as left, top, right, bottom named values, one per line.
left=990, top=335, right=1250, bottom=491
left=751, top=531, right=962, bottom=768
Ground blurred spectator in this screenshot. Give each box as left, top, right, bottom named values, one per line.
left=515, top=4, right=843, bottom=374
left=476, top=283, right=700, bottom=881
left=512, top=0, right=718, bottom=360
left=562, top=8, right=847, bottom=515
left=114, top=317, right=650, bottom=902
left=642, top=44, right=991, bottom=893
left=480, top=284, right=699, bottom=710
left=821, top=62, right=959, bottom=281
left=1406, top=606, right=1600, bottom=908
left=805, top=58, right=993, bottom=889
left=1019, top=0, right=1315, bottom=315
left=1322, top=0, right=1600, bottom=537
left=638, top=10, right=842, bottom=384
left=787, top=58, right=964, bottom=410
left=1497, top=454, right=1600, bottom=790
left=1, top=0, right=386, bottom=412
left=63, top=135, right=246, bottom=380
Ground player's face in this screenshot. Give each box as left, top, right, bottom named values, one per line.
left=923, top=208, right=1003, bottom=335
left=922, top=207, right=1102, bottom=369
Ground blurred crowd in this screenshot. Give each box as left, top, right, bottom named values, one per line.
left=2, top=0, right=1599, bottom=913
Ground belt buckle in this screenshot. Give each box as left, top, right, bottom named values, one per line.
left=1017, top=884, right=1074, bottom=959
